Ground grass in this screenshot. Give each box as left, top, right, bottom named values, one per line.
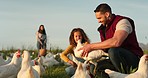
left=144, top=50, right=148, bottom=54
left=0, top=47, right=70, bottom=78
left=1, top=47, right=148, bottom=78
left=41, top=64, right=70, bottom=78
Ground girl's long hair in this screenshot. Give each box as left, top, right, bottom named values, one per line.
left=69, top=28, right=90, bottom=46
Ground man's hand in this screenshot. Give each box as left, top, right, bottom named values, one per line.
left=78, top=44, right=92, bottom=57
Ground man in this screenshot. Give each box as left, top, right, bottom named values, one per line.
left=80, top=3, right=143, bottom=73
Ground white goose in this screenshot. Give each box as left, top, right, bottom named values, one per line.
left=32, top=56, right=45, bottom=76
left=0, top=50, right=22, bottom=78
left=0, top=53, right=7, bottom=66
left=105, top=54, right=148, bottom=78
left=71, top=60, right=92, bottom=78
left=17, top=50, right=40, bottom=78
left=74, top=39, right=108, bottom=74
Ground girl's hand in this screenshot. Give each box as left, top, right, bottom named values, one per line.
left=68, top=60, right=77, bottom=68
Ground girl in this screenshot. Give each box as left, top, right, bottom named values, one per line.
left=60, top=28, right=91, bottom=76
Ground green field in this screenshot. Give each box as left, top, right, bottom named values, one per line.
left=0, top=48, right=148, bottom=78
left=41, top=65, right=70, bottom=78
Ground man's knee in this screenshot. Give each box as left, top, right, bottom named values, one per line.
left=108, top=48, right=119, bottom=57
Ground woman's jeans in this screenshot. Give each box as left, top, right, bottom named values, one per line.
left=108, top=47, right=140, bottom=73
left=37, top=41, right=46, bottom=56
left=37, top=41, right=46, bottom=50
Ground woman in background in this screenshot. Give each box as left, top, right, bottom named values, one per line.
left=36, top=25, right=47, bottom=56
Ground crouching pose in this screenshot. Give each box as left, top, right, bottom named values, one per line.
left=79, top=3, right=143, bottom=74
left=60, top=28, right=96, bottom=77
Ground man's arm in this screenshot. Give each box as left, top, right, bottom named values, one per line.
left=91, top=30, right=128, bottom=49
left=81, top=30, right=129, bottom=57
left=81, top=19, right=132, bottom=56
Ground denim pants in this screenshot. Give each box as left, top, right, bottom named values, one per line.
left=65, top=57, right=94, bottom=77
left=37, top=41, right=46, bottom=50
left=108, top=47, right=140, bottom=73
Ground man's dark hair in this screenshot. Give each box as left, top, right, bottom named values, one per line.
left=94, top=3, right=112, bottom=13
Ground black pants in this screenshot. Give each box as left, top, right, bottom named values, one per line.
left=108, top=47, right=140, bottom=74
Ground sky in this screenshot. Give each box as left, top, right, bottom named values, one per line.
left=0, top=0, right=148, bottom=50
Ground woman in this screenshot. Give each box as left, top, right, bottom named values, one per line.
left=36, top=25, right=47, bottom=56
